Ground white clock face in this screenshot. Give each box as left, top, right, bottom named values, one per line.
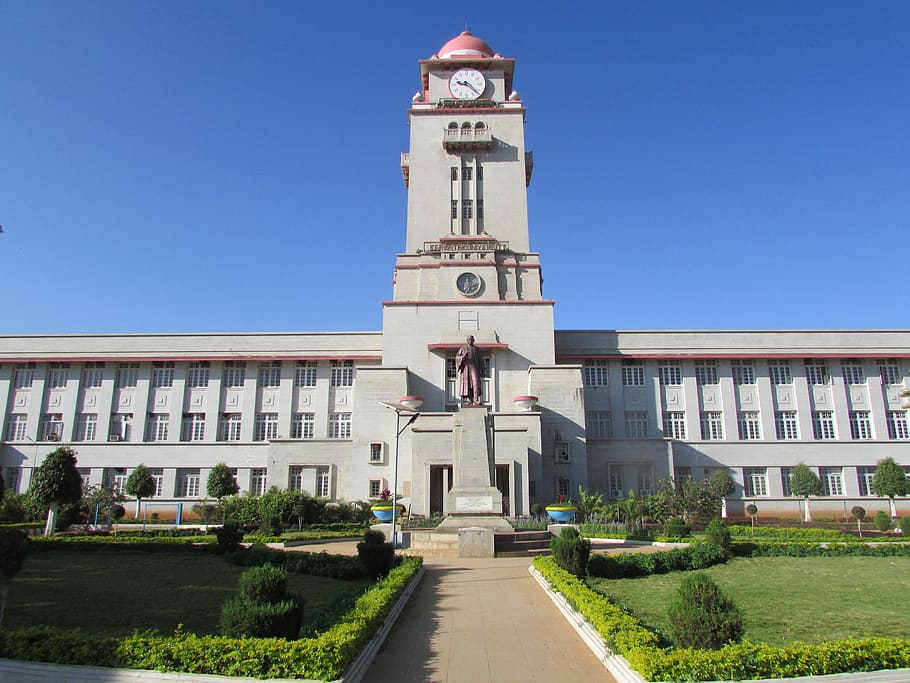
left=449, top=69, right=486, bottom=100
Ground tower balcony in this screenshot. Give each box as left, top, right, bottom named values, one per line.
left=443, top=126, right=493, bottom=153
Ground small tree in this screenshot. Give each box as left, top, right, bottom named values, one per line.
left=851, top=505, right=866, bottom=538
left=207, top=463, right=240, bottom=522
left=29, top=446, right=83, bottom=536
left=872, top=457, right=909, bottom=519
left=707, top=470, right=736, bottom=519
left=124, top=464, right=156, bottom=523
left=0, top=529, right=29, bottom=627
left=745, top=503, right=758, bottom=532
left=667, top=572, right=743, bottom=649
left=789, top=462, right=823, bottom=523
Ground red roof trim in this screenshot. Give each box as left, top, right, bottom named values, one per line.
left=0, top=354, right=383, bottom=364
left=557, top=353, right=910, bottom=361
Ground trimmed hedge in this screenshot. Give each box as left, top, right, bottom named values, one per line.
left=588, top=542, right=729, bottom=578
left=0, top=556, right=422, bottom=680
left=533, top=554, right=910, bottom=682
left=727, top=525, right=908, bottom=543
left=228, top=544, right=364, bottom=580
left=733, top=541, right=910, bottom=558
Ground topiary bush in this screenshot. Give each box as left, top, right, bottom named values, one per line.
left=213, top=522, right=244, bottom=554
left=664, top=516, right=691, bottom=538
left=549, top=526, right=590, bottom=578
left=874, top=510, right=892, bottom=532
left=667, top=572, right=743, bottom=649
left=239, top=563, right=288, bottom=604
left=357, top=529, right=394, bottom=580
left=219, top=564, right=303, bottom=639
left=704, top=519, right=731, bottom=551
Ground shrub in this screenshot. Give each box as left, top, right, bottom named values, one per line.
left=667, top=572, right=743, bottom=649
left=357, top=530, right=394, bottom=580
left=901, top=517, right=910, bottom=536
left=704, top=519, right=732, bottom=551
left=549, top=526, right=590, bottom=578
left=219, top=595, right=303, bottom=640
left=588, top=542, right=729, bottom=579
left=213, top=522, right=244, bottom=554
left=874, top=510, right=892, bottom=532
left=664, top=516, right=690, bottom=538
left=239, top=563, right=288, bottom=604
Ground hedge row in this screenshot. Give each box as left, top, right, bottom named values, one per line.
left=533, top=554, right=910, bottom=682
left=0, top=556, right=423, bottom=680
left=588, top=542, right=729, bottom=578
left=727, top=525, right=910, bottom=542
left=733, top=541, right=910, bottom=558
left=228, top=544, right=364, bottom=580
left=29, top=537, right=217, bottom=551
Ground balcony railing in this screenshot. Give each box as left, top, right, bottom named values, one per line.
left=443, top=127, right=493, bottom=152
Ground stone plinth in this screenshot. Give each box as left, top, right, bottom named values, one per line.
left=445, top=406, right=503, bottom=515
left=457, top=527, right=495, bottom=558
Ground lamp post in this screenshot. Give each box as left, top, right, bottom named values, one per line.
left=378, top=396, right=423, bottom=548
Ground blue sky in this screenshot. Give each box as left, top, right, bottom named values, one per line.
left=1, top=1, right=908, bottom=334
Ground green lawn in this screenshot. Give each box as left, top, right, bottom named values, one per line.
left=589, top=556, right=910, bottom=647
left=4, top=550, right=370, bottom=636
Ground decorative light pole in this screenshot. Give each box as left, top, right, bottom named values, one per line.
left=378, top=396, right=423, bottom=548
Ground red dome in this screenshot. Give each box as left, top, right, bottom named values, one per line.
left=436, top=31, right=494, bottom=59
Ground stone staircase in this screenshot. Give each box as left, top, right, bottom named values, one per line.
left=494, top=530, right=551, bottom=557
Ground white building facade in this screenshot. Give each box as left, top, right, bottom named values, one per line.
left=2, top=32, right=909, bottom=520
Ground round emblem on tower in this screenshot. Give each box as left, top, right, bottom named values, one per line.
left=456, top=271, right=483, bottom=297
left=449, top=69, right=486, bottom=100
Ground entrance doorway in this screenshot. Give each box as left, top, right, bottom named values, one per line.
left=496, top=464, right=510, bottom=516
left=429, top=465, right=453, bottom=516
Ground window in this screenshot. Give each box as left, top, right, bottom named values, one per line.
left=450, top=167, right=458, bottom=181
left=621, top=360, right=645, bottom=386
left=330, top=360, right=354, bottom=387
left=609, top=472, right=624, bottom=499
left=768, top=360, right=792, bottom=385
left=5, top=467, right=21, bottom=492
left=700, top=411, right=723, bottom=440
left=464, top=166, right=473, bottom=181
left=77, top=414, right=98, bottom=442
left=849, top=411, right=872, bottom=440
left=6, top=415, right=27, bottom=441
left=879, top=360, right=902, bottom=385
left=223, top=361, right=246, bottom=388
left=805, top=359, right=829, bottom=385
left=774, top=411, right=799, bottom=440
left=587, top=411, right=612, bottom=438
left=819, top=467, right=844, bottom=496
left=477, top=199, right=484, bottom=219
left=658, top=361, right=681, bottom=386
left=40, top=413, right=64, bottom=441
left=181, top=414, right=206, bottom=441
left=254, top=413, right=279, bottom=441
left=150, top=469, right=164, bottom=497
left=82, top=362, right=105, bottom=388
left=695, top=360, right=718, bottom=385
left=295, top=360, right=317, bottom=387
left=807, top=410, right=835, bottom=439
left=451, top=200, right=458, bottom=220
left=558, top=478, right=571, bottom=498
left=662, top=412, right=686, bottom=439
left=370, top=442, right=384, bottom=463
left=187, top=361, right=210, bottom=388
left=857, top=466, right=876, bottom=496
left=110, top=413, right=132, bottom=441
left=258, top=361, right=282, bottom=388
left=13, top=363, right=35, bottom=389
left=583, top=359, right=609, bottom=387
left=624, top=411, right=648, bottom=438
left=152, top=361, right=175, bottom=388
left=146, top=414, right=169, bottom=442
left=177, top=470, right=200, bottom=497
left=369, top=479, right=382, bottom=498
left=329, top=412, right=352, bottom=439
left=317, top=467, right=330, bottom=498
left=250, top=468, right=267, bottom=496
left=731, top=360, right=755, bottom=385
left=887, top=411, right=909, bottom=439
left=463, top=199, right=473, bottom=219
left=841, top=360, right=865, bottom=385
left=744, top=467, right=768, bottom=496
left=220, top=414, right=243, bottom=441
left=47, top=362, right=70, bottom=389
left=638, top=469, right=653, bottom=496
left=555, top=442, right=570, bottom=463
left=291, top=412, right=315, bottom=439
left=117, top=362, right=139, bottom=388
left=738, top=411, right=761, bottom=440
left=110, top=470, right=128, bottom=495
left=288, top=466, right=304, bottom=492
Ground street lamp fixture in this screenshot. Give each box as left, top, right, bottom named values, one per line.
left=378, top=396, right=424, bottom=548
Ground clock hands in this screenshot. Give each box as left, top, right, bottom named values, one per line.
left=456, top=79, right=481, bottom=95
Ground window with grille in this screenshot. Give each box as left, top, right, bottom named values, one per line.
left=887, top=411, right=909, bottom=439
left=40, top=413, right=64, bottom=441
left=370, top=442, right=384, bottom=463
left=181, top=414, right=206, bottom=441
left=220, top=414, right=242, bottom=441
left=147, top=414, right=169, bottom=441
left=657, top=361, right=681, bottom=386
left=463, top=199, right=473, bottom=219
left=700, top=412, right=723, bottom=440
left=662, top=411, right=686, bottom=439
left=768, top=360, right=792, bottom=385
left=223, top=361, right=246, bottom=388
left=13, top=363, right=35, bottom=389
left=557, top=478, right=571, bottom=498
left=117, top=362, right=139, bottom=388
left=187, top=361, right=210, bottom=388
left=810, top=411, right=835, bottom=439
left=329, top=413, right=352, bottom=439
left=317, top=467, right=330, bottom=497
left=82, top=362, right=105, bottom=388
left=583, top=359, right=609, bottom=386
left=624, top=411, right=649, bottom=438
left=586, top=411, right=612, bottom=438
left=555, top=442, right=570, bottom=463
left=621, top=360, right=645, bottom=386
left=821, top=467, right=844, bottom=496
left=152, top=361, right=175, bottom=388
left=849, top=411, right=872, bottom=439
left=744, top=467, right=768, bottom=496
left=254, top=413, right=279, bottom=441
left=857, top=466, right=876, bottom=496
left=879, top=360, right=902, bottom=385
left=250, top=468, right=267, bottom=496
left=804, top=359, right=829, bottom=385
left=369, top=479, right=382, bottom=498
left=295, top=360, right=317, bottom=387
left=292, top=412, right=315, bottom=439
left=258, top=361, right=282, bottom=387
left=775, top=411, right=799, bottom=440
left=330, top=360, right=354, bottom=387
left=47, top=362, right=70, bottom=389
left=695, top=360, right=718, bottom=385
left=77, top=414, right=98, bottom=442
left=731, top=360, right=755, bottom=385
left=7, top=415, right=28, bottom=441
left=738, top=411, right=761, bottom=440
left=609, top=473, right=624, bottom=499
left=841, top=360, right=865, bottom=385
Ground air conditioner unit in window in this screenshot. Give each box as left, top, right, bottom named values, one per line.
left=47, top=434, right=60, bottom=442
left=109, top=434, right=122, bottom=442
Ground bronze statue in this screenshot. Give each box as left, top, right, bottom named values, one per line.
left=455, top=335, right=484, bottom=406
